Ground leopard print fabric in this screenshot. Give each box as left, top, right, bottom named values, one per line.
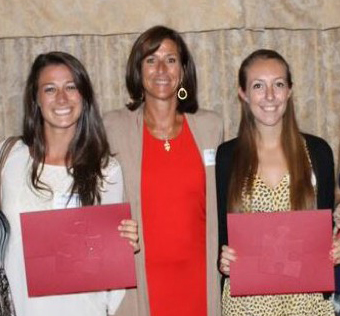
left=222, top=174, right=335, bottom=316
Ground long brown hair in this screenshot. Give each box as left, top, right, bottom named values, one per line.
left=23, top=51, right=110, bottom=206
left=228, top=49, right=315, bottom=212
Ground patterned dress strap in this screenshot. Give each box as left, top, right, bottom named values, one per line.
left=0, top=136, right=20, bottom=316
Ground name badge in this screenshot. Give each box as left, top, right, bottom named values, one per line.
left=203, top=149, right=216, bottom=166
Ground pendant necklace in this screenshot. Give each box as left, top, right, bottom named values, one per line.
left=160, top=127, right=173, bottom=152
left=163, top=137, right=171, bottom=152
left=144, top=114, right=174, bottom=152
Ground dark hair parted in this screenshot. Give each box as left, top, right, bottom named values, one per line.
left=23, top=51, right=110, bottom=206
left=125, top=25, right=198, bottom=113
left=228, top=49, right=315, bottom=212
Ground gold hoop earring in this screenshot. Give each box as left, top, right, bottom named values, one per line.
left=177, top=87, right=188, bottom=100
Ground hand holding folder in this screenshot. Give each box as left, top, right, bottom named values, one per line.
left=20, top=203, right=137, bottom=297
left=227, top=210, right=334, bottom=296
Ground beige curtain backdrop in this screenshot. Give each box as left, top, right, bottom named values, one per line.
left=0, top=0, right=339, bottom=155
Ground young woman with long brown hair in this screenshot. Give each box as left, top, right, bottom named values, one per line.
left=217, top=49, right=336, bottom=315
left=2, top=51, right=139, bottom=316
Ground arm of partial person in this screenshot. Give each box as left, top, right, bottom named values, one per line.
left=332, top=173, right=340, bottom=263
left=333, top=199, right=340, bottom=265
left=334, top=180, right=340, bottom=234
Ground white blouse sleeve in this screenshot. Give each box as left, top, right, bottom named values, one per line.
left=107, top=289, right=126, bottom=315
left=101, top=158, right=127, bottom=313
left=101, top=157, right=124, bottom=205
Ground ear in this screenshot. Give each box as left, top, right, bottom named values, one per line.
left=287, top=88, right=292, bottom=99
left=238, top=87, right=249, bottom=103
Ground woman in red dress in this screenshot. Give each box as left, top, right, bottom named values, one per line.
left=104, top=26, right=223, bottom=316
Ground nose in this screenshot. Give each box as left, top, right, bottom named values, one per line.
left=56, top=89, right=67, bottom=104
left=265, top=85, right=274, bottom=101
left=156, top=60, right=166, bottom=73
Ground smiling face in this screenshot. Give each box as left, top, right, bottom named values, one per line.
left=37, top=64, right=83, bottom=136
left=141, top=38, right=183, bottom=104
left=239, top=58, right=292, bottom=130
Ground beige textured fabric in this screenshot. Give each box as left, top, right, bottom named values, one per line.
left=2, top=0, right=340, bottom=37
left=0, top=28, right=339, bottom=154
left=103, top=106, right=224, bottom=316
left=0, top=0, right=242, bottom=37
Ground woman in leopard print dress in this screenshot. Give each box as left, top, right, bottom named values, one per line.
left=216, top=49, right=337, bottom=316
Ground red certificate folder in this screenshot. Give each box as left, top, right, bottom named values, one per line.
left=20, top=203, right=136, bottom=297
left=227, top=210, right=334, bottom=296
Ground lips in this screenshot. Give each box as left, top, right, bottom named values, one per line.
left=154, top=79, right=170, bottom=85
left=262, top=106, right=276, bottom=112
left=259, top=105, right=280, bottom=112
left=53, top=108, right=72, bottom=115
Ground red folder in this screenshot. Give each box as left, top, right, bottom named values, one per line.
left=20, top=203, right=136, bottom=297
left=227, top=210, right=334, bottom=296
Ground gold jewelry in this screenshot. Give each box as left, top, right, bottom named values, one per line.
left=160, top=129, right=173, bottom=152
left=144, top=113, right=177, bottom=152
left=164, top=138, right=171, bottom=151
left=177, top=87, right=188, bottom=100
left=145, top=120, right=173, bottom=152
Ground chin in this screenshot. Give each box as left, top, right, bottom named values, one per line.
left=255, top=118, right=283, bottom=128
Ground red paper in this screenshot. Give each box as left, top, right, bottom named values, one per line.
left=227, top=210, right=334, bottom=296
left=20, top=203, right=136, bottom=297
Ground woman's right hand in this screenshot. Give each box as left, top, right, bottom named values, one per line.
left=219, top=245, right=237, bottom=276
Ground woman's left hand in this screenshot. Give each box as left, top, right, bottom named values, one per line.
left=118, top=219, right=140, bottom=253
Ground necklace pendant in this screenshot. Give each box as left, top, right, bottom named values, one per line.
left=164, top=139, right=171, bottom=152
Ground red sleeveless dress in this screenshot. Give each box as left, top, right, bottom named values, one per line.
left=141, top=117, right=207, bottom=316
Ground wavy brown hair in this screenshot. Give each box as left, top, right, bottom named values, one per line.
left=228, top=49, right=315, bottom=212
left=23, top=51, right=110, bottom=206
left=125, top=25, right=198, bottom=113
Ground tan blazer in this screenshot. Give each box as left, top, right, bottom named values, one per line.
left=104, top=106, right=223, bottom=316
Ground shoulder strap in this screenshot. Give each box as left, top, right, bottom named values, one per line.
left=0, top=136, right=20, bottom=267
left=0, top=137, right=20, bottom=202
left=0, top=137, right=20, bottom=176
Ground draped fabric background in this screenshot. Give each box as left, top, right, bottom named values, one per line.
left=0, top=0, right=339, bottom=156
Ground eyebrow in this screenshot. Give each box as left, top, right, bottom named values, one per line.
left=40, top=80, right=75, bottom=85
left=251, top=77, right=287, bottom=82
left=147, top=52, right=178, bottom=57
